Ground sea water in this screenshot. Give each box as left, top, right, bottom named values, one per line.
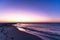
left=15, top=23, right=60, bottom=40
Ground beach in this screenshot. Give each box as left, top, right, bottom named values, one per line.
left=0, top=23, right=42, bottom=40
left=0, top=23, right=60, bottom=40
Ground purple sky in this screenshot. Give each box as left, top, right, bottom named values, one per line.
left=0, top=0, right=60, bottom=22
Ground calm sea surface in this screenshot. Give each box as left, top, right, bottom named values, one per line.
left=15, top=23, right=60, bottom=40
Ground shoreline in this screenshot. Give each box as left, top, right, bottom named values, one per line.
left=0, top=25, right=42, bottom=40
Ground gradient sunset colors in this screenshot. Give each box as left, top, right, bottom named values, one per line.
left=0, top=0, right=60, bottom=22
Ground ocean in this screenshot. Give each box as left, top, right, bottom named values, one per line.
left=15, top=23, right=60, bottom=40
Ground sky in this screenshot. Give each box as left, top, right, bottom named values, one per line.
left=0, top=0, right=60, bottom=22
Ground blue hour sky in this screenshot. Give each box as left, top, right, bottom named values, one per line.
left=0, top=0, right=60, bottom=22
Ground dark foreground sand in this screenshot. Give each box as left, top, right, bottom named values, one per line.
left=0, top=24, right=42, bottom=40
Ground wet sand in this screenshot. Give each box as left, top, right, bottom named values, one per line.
left=0, top=24, right=42, bottom=40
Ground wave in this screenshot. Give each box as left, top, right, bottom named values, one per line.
left=15, top=23, right=60, bottom=40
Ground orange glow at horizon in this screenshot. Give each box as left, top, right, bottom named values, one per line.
left=0, top=14, right=60, bottom=22
left=0, top=9, right=60, bottom=22
left=0, top=17, right=60, bottom=22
